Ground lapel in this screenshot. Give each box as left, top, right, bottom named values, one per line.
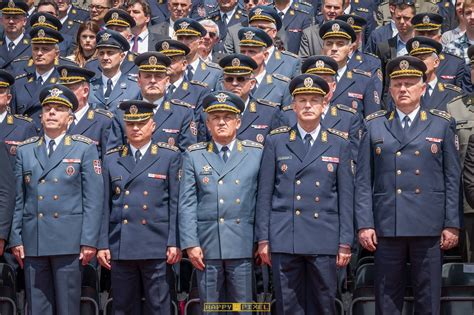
left=286, top=126, right=306, bottom=162
left=347, top=50, right=363, bottom=71
left=332, top=71, right=355, bottom=100
left=238, top=102, right=259, bottom=134
left=266, top=50, right=284, bottom=73
left=117, top=144, right=135, bottom=174
left=389, top=36, right=397, bottom=59
left=202, top=141, right=224, bottom=176
left=24, top=78, right=38, bottom=98
left=174, top=79, right=191, bottom=99
left=254, top=76, right=274, bottom=99
left=321, top=110, right=341, bottom=129
left=219, top=140, right=248, bottom=178
left=33, top=137, right=48, bottom=171
left=71, top=110, right=96, bottom=135
left=283, top=9, right=297, bottom=28
left=0, top=118, right=16, bottom=140
left=193, top=60, right=210, bottom=82
left=120, top=56, right=135, bottom=74
left=92, top=79, right=106, bottom=106
left=428, top=84, right=448, bottom=110
left=107, top=75, right=127, bottom=105
left=384, top=111, right=404, bottom=145
left=399, top=110, right=431, bottom=150
left=6, top=39, right=30, bottom=63
left=297, top=127, right=331, bottom=173
left=153, top=102, right=173, bottom=130
left=40, top=135, right=74, bottom=178
left=125, top=145, right=160, bottom=185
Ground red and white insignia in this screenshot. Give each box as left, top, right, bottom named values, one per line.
left=256, top=133, right=264, bottom=143
left=431, top=143, right=438, bottom=154
left=281, top=164, right=288, bottom=173
left=202, top=176, right=209, bottom=184
left=66, top=165, right=75, bottom=176
left=9, top=145, right=16, bottom=155
left=327, top=163, right=334, bottom=172
left=190, top=121, right=198, bottom=136
left=352, top=100, right=358, bottom=109
left=93, top=160, right=102, bottom=174
left=197, top=6, right=206, bottom=17
left=168, top=137, right=175, bottom=146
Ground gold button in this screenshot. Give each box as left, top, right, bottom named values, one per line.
left=125, top=190, right=130, bottom=195
left=295, top=210, right=301, bottom=216
left=219, top=199, right=224, bottom=204
left=315, top=181, right=320, bottom=187
left=396, top=151, right=401, bottom=157
left=315, top=197, right=320, bottom=202
left=40, top=179, right=45, bottom=184
left=38, top=213, right=43, bottom=218
left=415, top=188, right=421, bottom=194
left=415, top=151, right=420, bottom=156
left=143, top=191, right=148, bottom=196
left=53, top=178, right=58, bottom=183
left=235, top=199, right=240, bottom=204
left=141, top=219, right=147, bottom=225
left=123, top=219, right=128, bottom=224
left=235, top=180, right=240, bottom=185
left=219, top=180, right=224, bottom=185
left=314, top=212, right=319, bottom=219
left=397, top=189, right=402, bottom=194
left=124, top=205, right=129, bottom=209
left=53, top=195, right=58, bottom=200
left=38, top=195, right=43, bottom=200
left=219, top=217, right=224, bottom=223
left=396, top=170, right=401, bottom=175
left=296, top=180, right=301, bottom=185
left=143, top=205, right=148, bottom=210
left=53, top=212, right=59, bottom=218
left=236, top=218, right=240, bottom=224
left=415, top=170, right=420, bottom=175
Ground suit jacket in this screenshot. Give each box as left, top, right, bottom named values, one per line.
left=256, top=126, right=354, bottom=255
left=375, top=35, right=397, bottom=80
left=179, top=140, right=263, bottom=259
left=0, top=114, right=37, bottom=167
left=365, top=23, right=393, bottom=55
left=149, top=21, right=171, bottom=38
left=99, top=142, right=181, bottom=260
left=298, top=24, right=323, bottom=61
left=355, top=109, right=461, bottom=236
left=9, top=134, right=104, bottom=256
left=88, top=74, right=141, bottom=113
left=0, top=142, right=15, bottom=240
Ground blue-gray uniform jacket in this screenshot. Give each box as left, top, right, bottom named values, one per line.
left=437, top=52, right=465, bottom=86
left=256, top=126, right=354, bottom=255
left=0, top=114, right=37, bottom=167
left=88, top=74, right=140, bottom=113
left=107, top=99, right=197, bottom=152
left=9, top=135, right=104, bottom=256
left=9, top=56, right=77, bottom=78
left=84, top=53, right=138, bottom=78
left=168, top=79, right=211, bottom=118
left=331, top=68, right=383, bottom=118
left=179, top=140, right=263, bottom=260
left=275, top=4, right=312, bottom=54
left=192, top=59, right=223, bottom=92
left=253, top=73, right=292, bottom=107
left=355, top=109, right=461, bottom=236
left=99, top=142, right=181, bottom=260
left=206, top=5, right=248, bottom=43
left=347, top=50, right=382, bottom=77
left=61, top=6, right=89, bottom=38
left=0, top=35, right=31, bottom=70
left=68, top=107, right=114, bottom=159
left=266, top=49, right=301, bottom=79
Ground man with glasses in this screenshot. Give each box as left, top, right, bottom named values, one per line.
left=89, top=0, right=112, bottom=27
left=198, top=19, right=221, bottom=63
left=174, top=17, right=222, bottom=91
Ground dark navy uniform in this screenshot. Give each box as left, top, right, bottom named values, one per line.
left=273, top=3, right=312, bottom=54
left=60, top=6, right=88, bottom=37
left=192, top=59, right=223, bottom=92
left=84, top=53, right=138, bottom=79
left=0, top=114, right=37, bottom=166
left=27, top=12, right=74, bottom=56
left=206, top=4, right=247, bottom=43
left=10, top=55, right=77, bottom=78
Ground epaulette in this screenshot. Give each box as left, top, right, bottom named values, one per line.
left=188, top=142, right=208, bottom=151
left=291, top=6, right=310, bottom=14
left=127, top=74, right=138, bottom=82
left=444, top=83, right=463, bottom=93
left=127, top=53, right=136, bottom=62
left=353, top=68, right=371, bottom=77
left=190, top=80, right=208, bottom=87
left=256, top=98, right=279, bottom=107
left=13, top=114, right=33, bottom=122
left=59, top=56, right=78, bottom=65
left=13, top=56, right=30, bottom=62
left=15, top=73, right=29, bottom=80
left=94, top=108, right=113, bottom=119
left=299, top=0, right=312, bottom=6
left=366, top=110, right=387, bottom=121
left=270, top=126, right=291, bottom=135
left=272, top=73, right=290, bottom=82
left=327, top=128, right=348, bottom=140
left=443, top=51, right=463, bottom=61
left=281, top=50, right=299, bottom=58
left=204, top=60, right=220, bottom=69
left=241, top=140, right=263, bottom=149
left=71, top=134, right=93, bottom=144
left=157, top=142, right=179, bottom=152
left=72, top=19, right=83, bottom=24
left=19, top=136, right=40, bottom=146
left=462, top=94, right=474, bottom=106
left=171, top=99, right=193, bottom=108
left=447, top=94, right=464, bottom=105
left=282, top=105, right=293, bottom=111
left=106, top=145, right=124, bottom=155
left=336, top=104, right=357, bottom=114
left=429, top=109, right=451, bottom=121
left=364, top=52, right=380, bottom=60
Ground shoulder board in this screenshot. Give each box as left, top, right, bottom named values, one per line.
left=366, top=110, right=387, bottom=121
left=299, top=0, right=312, bottom=6
left=190, top=80, right=208, bottom=87
left=272, top=73, right=290, bottom=82
left=204, top=60, right=220, bottom=69
left=13, top=114, right=33, bottom=122
left=188, top=142, right=208, bottom=151
left=447, top=94, right=464, bottom=105
left=170, top=99, right=193, bottom=108
left=353, top=68, right=371, bottom=77
left=15, top=73, right=29, bottom=80
left=281, top=50, right=299, bottom=58
left=71, top=134, right=93, bottom=144
left=19, top=136, right=40, bottom=146
left=327, top=128, right=348, bottom=140
left=270, top=126, right=291, bottom=135
left=429, top=109, right=451, bottom=121
left=335, top=104, right=357, bottom=114
left=127, top=75, right=138, bottom=82
left=86, top=57, right=98, bottom=63
left=443, top=51, right=463, bottom=61
left=72, top=19, right=83, bottom=24
left=282, top=105, right=293, bottom=111
left=13, top=56, right=30, bottom=62
left=292, top=7, right=310, bottom=14
left=106, top=145, right=124, bottom=155
left=94, top=108, right=113, bottom=119
left=241, top=140, right=263, bottom=149
left=444, top=83, right=463, bottom=93
left=157, top=142, right=179, bottom=152
left=256, top=98, right=280, bottom=107
left=364, top=52, right=380, bottom=60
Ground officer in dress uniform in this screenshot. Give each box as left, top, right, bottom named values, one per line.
left=412, top=12, right=465, bottom=86
left=155, top=39, right=211, bottom=118
left=0, top=69, right=37, bottom=167
left=0, top=141, right=14, bottom=257
left=57, top=65, right=114, bottom=159
left=179, top=91, right=263, bottom=311
left=452, top=45, right=474, bottom=262
left=12, top=26, right=63, bottom=132
left=88, top=29, right=141, bottom=113
left=59, top=0, right=89, bottom=38
left=238, top=27, right=292, bottom=107
left=98, top=100, right=181, bottom=315
left=356, top=56, right=461, bottom=315
left=206, top=0, right=248, bottom=47
left=320, top=20, right=383, bottom=117
left=9, top=84, right=104, bottom=315
left=174, top=17, right=223, bottom=92
left=107, top=52, right=197, bottom=152
left=256, top=74, right=354, bottom=315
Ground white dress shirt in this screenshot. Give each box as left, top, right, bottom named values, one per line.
left=102, top=71, right=122, bottom=95
left=44, top=133, right=66, bottom=155
left=130, top=141, right=152, bottom=160
left=396, top=106, right=420, bottom=128
left=215, top=138, right=236, bottom=160
left=297, top=123, right=321, bottom=146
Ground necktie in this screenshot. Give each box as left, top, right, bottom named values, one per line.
left=8, top=42, right=14, bottom=52
left=132, top=35, right=139, bottom=53
left=48, top=140, right=55, bottom=158
left=278, top=12, right=284, bottom=20
left=186, top=65, right=194, bottom=80
left=304, top=134, right=312, bottom=155
left=403, top=116, right=411, bottom=133
left=221, top=146, right=229, bottom=162
left=166, top=84, right=176, bottom=99
left=37, top=76, right=43, bottom=85
left=222, top=13, right=228, bottom=25
left=135, top=149, right=142, bottom=162
left=105, top=79, right=113, bottom=98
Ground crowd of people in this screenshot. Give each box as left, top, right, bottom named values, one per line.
left=0, top=0, right=474, bottom=314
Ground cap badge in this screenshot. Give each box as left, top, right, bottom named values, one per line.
left=129, top=105, right=138, bottom=114
left=244, top=31, right=255, bottom=40
left=216, top=92, right=228, bottom=103
left=315, top=60, right=325, bottom=68
left=49, top=88, right=62, bottom=97
left=304, top=77, right=313, bottom=88
left=231, top=58, right=240, bottom=67
left=332, top=23, right=340, bottom=32
left=149, top=56, right=157, bottom=65
left=101, top=32, right=111, bottom=41
left=399, top=59, right=410, bottom=70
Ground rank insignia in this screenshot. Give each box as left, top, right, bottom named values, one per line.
left=151, top=144, right=158, bottom=155
left=420, top=111, right=427, bottom=121
left=122, top=146, right=128, bottom=157
left=64, top=136, right=71, bottom=146
left=164, top=101, right=170, bottom=110
left=182, top=82, right=188, bottom=90
left=207, top=142, right=213, bottom=153
left=321, top=131, right=327, bottom=142
left=66, top=165, right=75, bottom=176
left=289, top=130, right=296, bottom=141
left=7, top=115, right=13, bottom=124
left=250, top=102, right=256, bottom=113
left=331, top=106, right=337, bottom=116
left=93, top=160, right=101, bottom=174
left=237, top=141, right=243, bottom=151
left=87, top=110, right=94, bottom=120
left=347, top=71, right=352, bottom=79
left=389, top=111, right=395, bottom=120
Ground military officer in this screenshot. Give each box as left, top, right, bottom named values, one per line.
left=238, top=27, right=292, bottom=107
left=56, top=0, right=89, bottom=37
left=206, top=0, right=247, bottom=45
left=256, top=74, right=354, bottom=314
left=57, top=65, right=113, bottom=159
left=98, top=100, right=181, bottom=314
left=406, top=36, right=464, bottom=111
left=88, top=29, right=141, bottom=113
left=0, top=69, right=36, bottom=167
left=179, top=90, right=263, bottom=310
left=356, top=56, right=461, bottom=315
left=320, top=20, right=383, bottom=117
left=412, top=12, right=465, bottom=86
left=10, top=84, right=104, bottom=315
left=12, top=26, right=63, bottom=132
left=174, top=17, right=223, bottom=92
left=0, top=142, right=14, bottom=256
left=451, top=45, right=474, bottom=262
left=107, top=52, right=197, bottom=151
left=155, top=39, right=211, bottom=118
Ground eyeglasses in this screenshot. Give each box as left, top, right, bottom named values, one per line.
left=89, top=4, right=110, bottom=10
left=205, top=32, right=217, bottom=39
left=224, top=76, right=253, bottom=83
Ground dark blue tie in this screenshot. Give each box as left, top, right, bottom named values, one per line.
left=135, top=149, right=142, bottom=163
left=104, top=78, right=113, bottom=98
left=48, top=140, right=55, bottom=158
left=304, top=134, right=312, bottom=155
left=221, top=146, right=229, bottom=162
left=403, top=116, right=410, bottom=133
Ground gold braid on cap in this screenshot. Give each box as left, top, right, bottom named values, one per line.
left=59, top=76, right=87, bottom=84
left=159, top=49, right=186, bottom=57
left=174, top=28, right=201, bottom=36
left=389, top=69, right=423, bottom=79
left=292, top=87, right=326, bottom=96
left=204, top=104, right=241, bottom=114
left=42, top=97, right=73, bottom=109
left=239, top=39, right=267, bottom=47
